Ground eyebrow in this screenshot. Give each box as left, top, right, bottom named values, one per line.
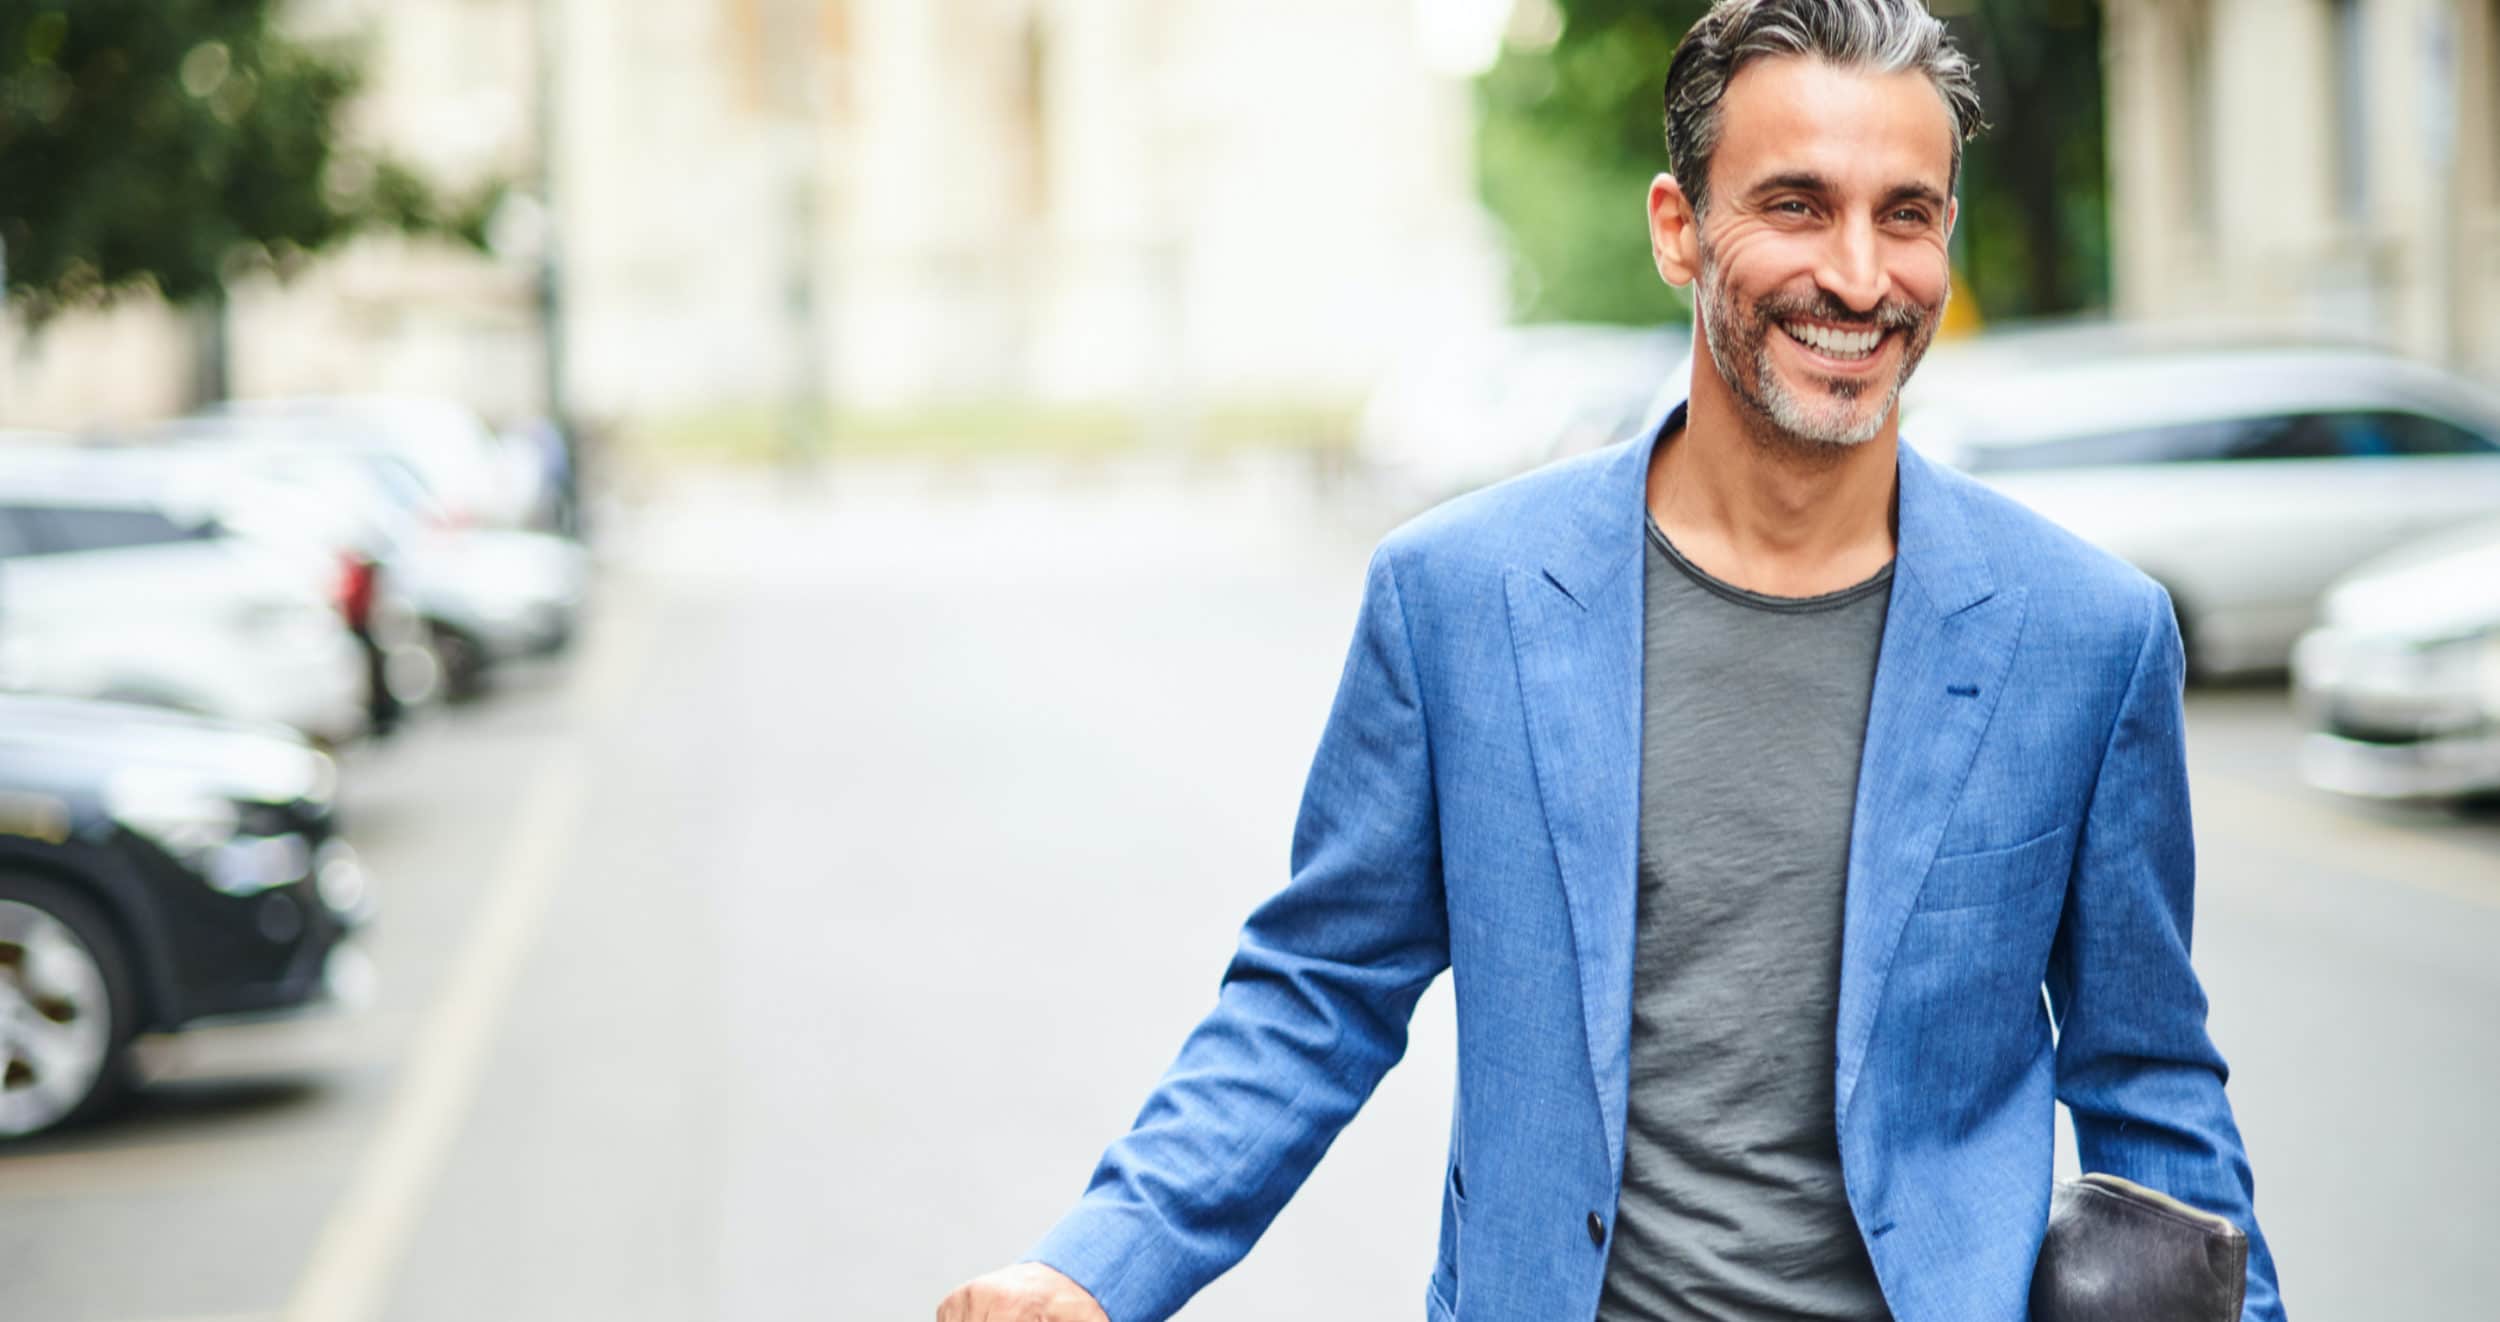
left=1743, top=172, right=1948, bottom=211
left=1881, top=183, right=1949, bottom=211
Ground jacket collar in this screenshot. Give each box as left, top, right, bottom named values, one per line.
left=1541, top=394, right=1997, bottom=620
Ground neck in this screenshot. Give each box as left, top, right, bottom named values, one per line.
left=1645, top=348, right=1900, bottom=598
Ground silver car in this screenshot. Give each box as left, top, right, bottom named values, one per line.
left=0, top=447, right=371, bottom=744
left=142, top=420, right=590, bottom=700
left=2292, top=519, right=2500, bottom=801
left=1903, top=343, right=2500, bottom=677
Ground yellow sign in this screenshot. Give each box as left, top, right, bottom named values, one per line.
left=1941, top=265, right=1984, bottom=339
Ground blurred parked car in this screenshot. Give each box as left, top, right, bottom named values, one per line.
left=1359, top=323, right=1688, bottom=510
left=148, top=420, right=589, bottom=699
left=205, top=395, right=544, bottom=531
left=0, top=447, right=370, bottom=743
left=2292, top=519, right=2500, bottom=801
left=0, top=694, right=368, bottom=1140
left=1903, top=345, right=2500, bottom=677
left=170, top=452, right=441, bottom=734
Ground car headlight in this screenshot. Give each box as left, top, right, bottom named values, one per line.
left=303, top=751, right=339, bottom=810
left=314, top=839, right=370, bottom=916
left=105, top=768, right=239, bottom=859
left=104, top=768, right=312, bottom=896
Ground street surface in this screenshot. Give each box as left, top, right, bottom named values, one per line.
left=2, top=456, right=2494, bottom=1321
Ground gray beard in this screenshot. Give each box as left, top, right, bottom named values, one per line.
left=1694, top=254, right=1933, bottom=454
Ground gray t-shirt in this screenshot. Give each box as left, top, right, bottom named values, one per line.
left=1594, top=513, right=1895, bottom=1322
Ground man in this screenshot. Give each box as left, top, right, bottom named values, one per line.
left=941, top=1, right=2284, bottom=1318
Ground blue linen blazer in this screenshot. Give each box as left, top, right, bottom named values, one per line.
left=1030, top=418, right=2285, bottom=1322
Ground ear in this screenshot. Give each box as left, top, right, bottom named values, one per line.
left=1942, top=195, right=1958, bottom=244
left=1648, top=174, right=1703, bottom=289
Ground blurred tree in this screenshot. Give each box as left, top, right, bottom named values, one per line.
left=1476, top=0, right=2108, bottom=326
left=0, top=0, right=498, bottom=396
left=1938, top=0, right=2108, bottom=319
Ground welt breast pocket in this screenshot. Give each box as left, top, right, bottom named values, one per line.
left=1913, top=823, right=2076, bottom=914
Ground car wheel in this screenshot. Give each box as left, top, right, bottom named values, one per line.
left=0, top=875, right=135, bottom=1141
left=429, top=622, right=491, bottom=704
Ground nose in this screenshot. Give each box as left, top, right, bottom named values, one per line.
left=1815, top=211, right=1890, bottom=314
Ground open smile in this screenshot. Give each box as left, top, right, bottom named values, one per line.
left=1777, top=320, right=1893, bottom=370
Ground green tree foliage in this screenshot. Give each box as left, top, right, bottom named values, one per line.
left=0, top=0, right=496, bottom=324
left=1943, top=0, right=2108, bottom=318
left=1477, top=0, right=2108, bottom=326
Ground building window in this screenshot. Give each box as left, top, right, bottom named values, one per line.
left=1015, top=12, right=1052, bottom=216
left=2330, top=0, right=2369, bottom=221
left=2488, top=0, right=2500, bottom=206
left=2180, top=0, right=2218, bottom=238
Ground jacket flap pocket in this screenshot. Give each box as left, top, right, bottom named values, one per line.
left=1914, top=824, right=2074, bottom=913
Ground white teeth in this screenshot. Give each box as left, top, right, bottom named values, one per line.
left=1783, top=321, right=1882, bottom=359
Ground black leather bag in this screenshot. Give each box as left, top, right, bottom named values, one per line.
left=2029, top=1173, right=2248, bottom=1322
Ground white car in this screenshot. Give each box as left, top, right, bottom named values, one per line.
left=2292, top=519, right=2500, bottom=801
left=1359, top=324, right=1689, bottom=512
left=141, top=422, right=589, bottom=697
left=204, top=395, right=542, bottom=530
left=1903, top=344, right=2500, bottom=677
left=0, top=450, right=369, bottom=743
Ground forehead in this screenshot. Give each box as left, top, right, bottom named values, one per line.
left=1711, top=55, right=1956, bottom=195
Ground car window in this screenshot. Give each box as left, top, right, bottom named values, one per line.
left=2377, top=411, right=2499, bottom=456
left=2304, top=410, right=2500, bottom=457
left=2223, top=413, right=2341, bottom=461
left=1967, top=417, right=2250, bottom=471
left=364, top=454, right=438, bottom=507
left=2321, top=412, right=2405, bottom=457
left=0, top=507, right=35, bottom=559
left=23, top=505, right=213, bottom=555
left=1966, top=412, right=2362, bottom=472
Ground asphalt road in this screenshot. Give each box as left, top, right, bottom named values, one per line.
left=2, top=457, right=2494, bottom=1322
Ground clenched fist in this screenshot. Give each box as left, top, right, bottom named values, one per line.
left=935, top=1262, right=1109, bottom=1322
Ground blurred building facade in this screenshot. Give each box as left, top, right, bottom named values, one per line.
left=2105, top=0, right=2500, bottom=381
left=0, top=0, right=1504, bottom=431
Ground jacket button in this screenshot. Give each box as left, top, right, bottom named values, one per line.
left=1586, top=1212, right=1605, bottom=1247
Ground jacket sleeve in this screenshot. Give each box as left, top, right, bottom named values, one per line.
left=1027, top=546, right=1449, bottom=1322
left=2044, top=583, right=2286, bottom=1320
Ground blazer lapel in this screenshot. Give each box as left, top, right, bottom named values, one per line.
left=1505, top=425, right=2028, bottom=1171
left=1505, top=424, right=1659, bottom=1180
left=1834, top=445, right=2029, bottom=1129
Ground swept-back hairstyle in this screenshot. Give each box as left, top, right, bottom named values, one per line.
left=1663, top=0, right=1986, bottom=215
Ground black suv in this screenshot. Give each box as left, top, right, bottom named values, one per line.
left=0, top=694, right=368, bottom=1139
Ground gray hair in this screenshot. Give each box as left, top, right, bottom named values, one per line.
left=1663, top=0, right=1986, bottom=216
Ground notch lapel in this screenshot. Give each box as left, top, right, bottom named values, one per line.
left=1505, top=430, right=1657, bottom=1180
left=1503, top=428, right=2026, bottom=1172
left=1834, top=446, right=2028, bottom=1128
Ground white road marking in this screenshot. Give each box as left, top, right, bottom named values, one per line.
left=280, top=589, right=656, bottom=1322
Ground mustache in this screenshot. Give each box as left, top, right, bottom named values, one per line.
left=1752, top=289, right=1923, bottom=333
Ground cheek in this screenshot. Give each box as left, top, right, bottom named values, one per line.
left=1890, top=246, right=1953, bottom=307
left=1707, top=228, right=1818, bottom=298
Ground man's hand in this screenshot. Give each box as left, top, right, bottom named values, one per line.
left=935, top=1262, right=1109, bottom=1322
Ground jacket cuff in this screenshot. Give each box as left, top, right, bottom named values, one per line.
left=1025, top=1196, right=1199, bottom=1322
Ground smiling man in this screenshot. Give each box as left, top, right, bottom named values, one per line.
left=939, top=3, right=2284, bottom=1320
